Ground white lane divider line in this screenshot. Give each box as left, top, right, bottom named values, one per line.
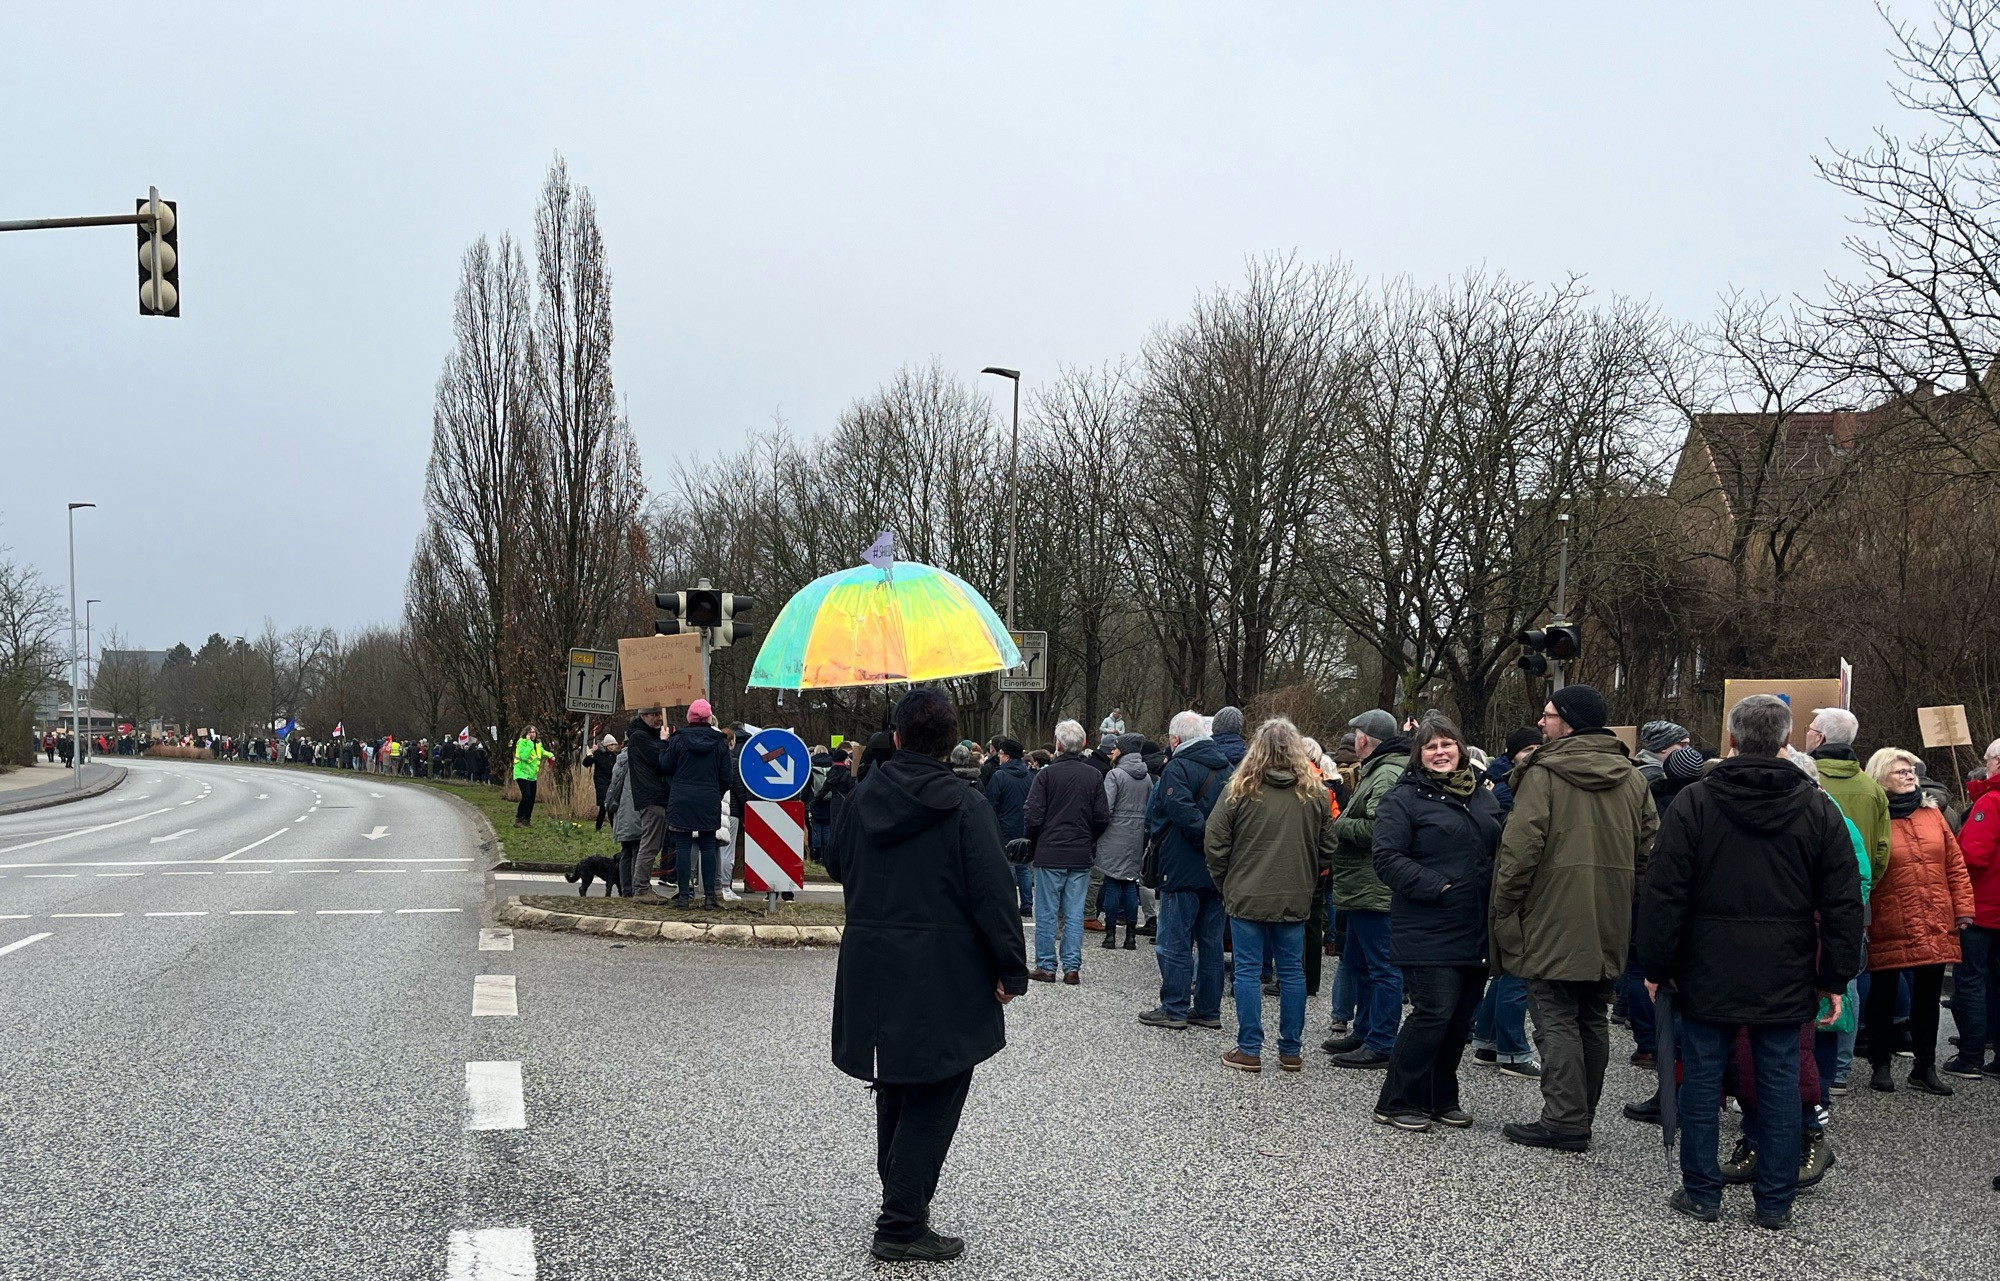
left=0, top=914, right=33, bottom=920
left=0, top=933, right=52, bottom=959
left=472, top=975, right=518, bottom=1017
left=478, top=928, right=514, bottom=951
left=214, top=828, right=290, bottom=863
left=225, top=870, right=275, bottom=876
left=358, top=868, right=408, bottom=874
left=24, top=874, right=77, bottom=879
left=51, top=912, right=123, bottom=918
left=464, top=1062, right=526, bottom=1132
left=445, top=1226, right=536, bottom=1280
left=145, top=911, right=208, bottom=917
left=229, top=910, right=297, bottom=916
left=94, top=872, right=144, bottom=878
left=316, top=909, right=382, bottom=915
left=287, top=869, right=338, bottom=874
left=0, top=805, right=179, bottom=855
left=161, top=870, right=213, bottom=876
left=296, top=815, right=310, bottom=822
left=397, top=907, right=461, bottom=914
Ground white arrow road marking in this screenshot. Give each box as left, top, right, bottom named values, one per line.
left=362, top=826, right=389, bottom=841
left=446, top=1227, right=536, bottom=1281
left=148, top=829, right=197, bottom=844
left=0, top=933, right=52, bottom=960
left=473, top=975, right=517, bottom=1017
left=464, top=1062, right=526, bottom=1131
left=257, top=794, right=269, bottom=800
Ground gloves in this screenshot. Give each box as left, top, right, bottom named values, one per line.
left=1004, top=839, right=1034, bottom=866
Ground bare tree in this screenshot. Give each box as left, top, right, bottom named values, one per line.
left=0, top=551, right=63, bottom=767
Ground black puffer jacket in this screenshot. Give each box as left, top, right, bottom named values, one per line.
left=1024, top=754, right=1111, bottom=870
left=827, top=750, right=1031, bottom=1084
left=658, top=723, right=735, bottom=832
left=625, top=716, right=671, bottom=811
left=1637, top=754, right=1865, bottom=1024
left=1372, top=769, right=1502, bottom=968
left=984, top=758, right=1033, bottom=842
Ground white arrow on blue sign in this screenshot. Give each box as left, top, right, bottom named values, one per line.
left=738, top=727, right=812, bottom=803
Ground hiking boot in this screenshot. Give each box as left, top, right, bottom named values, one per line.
left=870, top=1231, right=966, bottom=1262
left=1222, top=1048, right=1262, bottom=1073
left=1278, top=1053, right=1303, bottom=1073
left=1122, top=929, right=1136, bottom=951
left=1187, top=1014, right=1223, bottom=1029
left=1623, top=1094, right=1663, bottom=1126
left=1798, top=1128, right=1835, bottom=1190
left=1330, top=1047, right=1391, bottom=1070
left=1322, top=1033, right=1364, bottom=1056
left=1910, top=1066, right=1955, bottom=1096
left=1373, top=1110, right=1430, bottom=1132
left=1870, top=1063, right=1896, bottom=1092
left=1721, top=1136, right=1758, bottom=1184
left=1497, top=1060, right=1543, bottom=1080
left=1669, top=1189, right=1720, bottom=1223
left=1430, top=1108, right=1473, bottom=1129
left=1101, top=924, right=1118, bottom=950
left=1501, top=1121, right=1588, bottom=1152
left=1138, top=1007, right=1187, bottom=1030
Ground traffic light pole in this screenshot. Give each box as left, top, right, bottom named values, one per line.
left=1551, top=514, right=1572, bottom=691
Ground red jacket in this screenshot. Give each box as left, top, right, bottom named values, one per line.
left=1960, top=776, right=2000, bottom=929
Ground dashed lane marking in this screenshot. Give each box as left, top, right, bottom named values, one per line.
left=472, top=974, right=517, bottom=1017
left=445, top=1226, right=536, bottom=1280
left=397, top=907, right=461, bottom=914
left=317, top=909, right=381, bottom=915
left=25, top=874, right=76, bottom=879
left=0, top=933, right=52, bottom=959
left=464, top=1062, right=526, bottom=1132
left=94, top=873, right=143, bottom=878
left=145, top=912, right=207, bottom=917
left=51, top=913, right=123, bottom=918
left=229, top=910, right=296, bottom=916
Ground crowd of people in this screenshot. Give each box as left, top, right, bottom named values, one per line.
left=813, top=684, right=1999, bottom=1260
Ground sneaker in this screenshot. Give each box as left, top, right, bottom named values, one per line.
left=1330, top=1047, right=1391, bottom=1070
left=1497, top=1060, right=1543, bottom=1080
left=1669, top=1188, right=1720, bottom=1223
left=1501, top=1121, right=1588, bottom=1152
left=1623, top=1095, right=1663, bottom=1126
left=1279, top=1053, right=1303, bottom=1073
left=1944, top=1057, right=1985, bottom=1080
left=1430, top=1108, right=1473, bottom=1129
left=1473, top=1047, right=1498, bottom=1066
left=1812, top=1104, right=1832, bottom=1129
left=1019, top=907, right=1032, bottom=920
left=1798, top=1128, right=1836, bottom=1190
left=1373, top=1110, right=1430, bottom=1132
left=1721, top=1137, right=1758, bottom=1185
left=870, top=1231, right=966, bottom=1262
left=1322, top=1033, right=1364, bottom=1056
left=1222, top=1048, right=1262, bottom=1073
left=1138, top=1007, right=1187, bottom=1030
left=1187, top=1014, right=1223, bottom=1029
left=1829, top=1079, right=1850, bottom=1097
left=1983, top=1062, right=2000, bottom=1081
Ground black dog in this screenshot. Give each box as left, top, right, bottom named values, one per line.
left=565, top=854, right=621, bottom=896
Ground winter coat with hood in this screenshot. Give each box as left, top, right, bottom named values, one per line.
left=1328, top=738, right=1411, bottom=914
left=984, top=757, right=1033, bottom=843
left=1811, top=748, right=1891, bottom=883
left=1144, top=737, right=1235, bottom=892
left=1490, top=730, right=1658, bottom=982
left=1094, top=752, right=1152, bottom=881
left=1637, top=754, right=1864, bottom=1024
left=1204, top=765, right=1338, bottom=922
left=1372, top=768, right=1503, bottom=968
left=608, top=750, right=644, bottom=844
left=825, top=749, right=1030, bottom=1084
left=1870, top=799, right=1976, bottom=970
left=657, top=723, right=736, bottom=833
left=1212, top=731, right=1248, bottom=766
left=1024, top=753, right=1111, bottom=870
left=1959, top=775, right=2000, bottom=929
left=625, top=716, right=671, bottom=811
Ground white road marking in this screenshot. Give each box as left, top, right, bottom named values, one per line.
left=257, top=794, right=269, bottom=800
left=397, top=907, right=461, bottom=914
left=463, top=1062, right=526, bottom=1131
left=161, top=870, right=213, bottom=876
left=0, top=806, right=177, bottom=854
left=229, top=910, right=296, bottom=916
left=445, top=1227, right=536, bottom=1280
left=296, top=815, right=310, bottom=822
left=478, top=928, right=514, bottom=951
left=95, top=873, right=144, bottom=878
left=0, top=857, right=474, bottom=869
left=358, top=869, right=407, bottom=874
left=287, top=869, right=338, bottom=874
left=316, top=909, right=381, bottom=915
left=146, top=911, right=207, bottom=917
left=148, top=829, right=197, bottom=844
left=0, top=914, right=32, bottom=920
left=0, top=933, right=52, bottom=959
left=362, top=826, right=389, bottom=841
left=472, top=974, right=517, bottom=1017
left=224, top=870, right=274, bottom=876
left=51, top=913, right=123, bottom=918
left=214, top=828, right=290, bottom=863
left=370, top=793, right=383, bottom=797
left=24, top=874, right=77, bottom=879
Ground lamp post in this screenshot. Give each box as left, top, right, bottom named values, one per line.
left=66, top=502, right=95, bottom=787
left=981, top=366, right=1021, bottom=737
left=84, top=599, right=100, bottom=718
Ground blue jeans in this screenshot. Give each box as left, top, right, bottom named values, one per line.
left=1329, top=958, right=1357, bottom=1026
left=1033, top=867, right=1090, bottom=974
left=672, top=830, right=719, bottom=902
left=1679, top=1018, right=1802, bottom=1217
left=1231, top=919, right=1306, bottom=1057
left=1344, top=910, right=1402, bottom=1054
left=1156, top=888, right=1225, bottom=1020
left=1472, top=974, right=1534, bottom=1062
left=1012, top=863, right=1033, bottom=913
left=1951, top=925, right=1999, bottom=1065
left=1620, top=933, right=1655, bottom=1055
left=1100, top=876, right=1138, bottom=926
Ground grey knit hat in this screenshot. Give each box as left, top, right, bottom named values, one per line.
left=1348, top=709, right=1399, bottom=741
left=1212, top=706, right=1245, bottom=737
left=1117, top=733, right=1145, bottom=757
left=1639, top=720, right=1691, bottom=753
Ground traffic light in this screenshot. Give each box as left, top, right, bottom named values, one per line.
left=135, top=193, right=178, bottom=317
left=653, top=587, right=755, bottom=646
left=1544, top=622, right=1581, bottom=662
left=1516, top=622, right=1581, bottom=675
left=710, top=593, right=756, bottom=650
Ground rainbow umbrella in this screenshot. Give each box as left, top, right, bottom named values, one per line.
left=747, top=561, right=1022, bottom=689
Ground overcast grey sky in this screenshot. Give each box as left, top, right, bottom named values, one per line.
left=2, top=2, right=1917, bottom=651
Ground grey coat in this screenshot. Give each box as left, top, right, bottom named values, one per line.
left=1094, top=753, right=1152, bottom=881
left=608, top=751, right=643, bottom=844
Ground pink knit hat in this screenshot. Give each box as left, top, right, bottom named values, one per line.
left=687, top=698, right=713, bottom=724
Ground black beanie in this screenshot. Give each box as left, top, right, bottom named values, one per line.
left=1550, top=684, right=1610, bottom=733
left=1504, top=727, right=1544, bottom=759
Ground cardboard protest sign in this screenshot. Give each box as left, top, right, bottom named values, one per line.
left=1719, top=679, right=1845, bottom=753
left=615, top=633, right=703, bottom=710
left=1609, top=725, right=1638, bottom=753
left=1917, top=705, right=1974, bottom=749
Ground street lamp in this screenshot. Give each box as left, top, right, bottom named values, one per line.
left=981, top=366, right=1021, bottom=737
left=66, top=502, right=95, bottom=788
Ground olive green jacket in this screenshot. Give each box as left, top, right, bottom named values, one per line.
left=1815, top=756, right=1892, bottom=883
left=1204, top=768, right=1339, bottom=922
left=1329, top=744, right=1409, bottom=913
left=1489, top=731, right=1658, bottom=981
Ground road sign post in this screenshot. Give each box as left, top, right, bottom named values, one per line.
left=565, top=648, right=620, bottom=716
left=999, top=630, right=1048, bottom=693
left=738, top=727, right=810, bottom=913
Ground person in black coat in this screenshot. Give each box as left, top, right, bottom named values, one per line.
left=1637, top=694, right=1864, bottom=1229
left=1023, top=722, right=1112, bottom=982
left=824, top=688, right=1029, bottom=1264
left=586, top=735, right=620, bottom=830
left=624, top=710, right=673, bottom=898
left=1139, top=715, right=1236, bottom=1027
left=1369, top=713, right=1502, bottom=1131
left=656, top=698, right=737, bottom=907
left=983, top=738, right=1034, bottom=918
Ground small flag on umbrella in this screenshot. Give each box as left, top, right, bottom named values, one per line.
left=333, top=722, right=345, bottom=737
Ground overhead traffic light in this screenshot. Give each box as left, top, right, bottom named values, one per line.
left=1516, top=621, right=1580, bottom=676
left=654, top=584, right=756, bottom=647
left=135, top=191, right=178, bottom=317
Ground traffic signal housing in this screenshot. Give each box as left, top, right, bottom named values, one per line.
left=136, top=195, right=179, bottom=317
left=653, top=588, right=756, bottom=646
left=1516, top=622, right=1581, bottom=675
left=710, top=593, right=756, bottom=650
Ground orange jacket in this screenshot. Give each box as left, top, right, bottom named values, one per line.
left=1869, top=805, right=1976, bottom=971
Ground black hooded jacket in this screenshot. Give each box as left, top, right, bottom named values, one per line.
left=1637, top=754, right=1865, bottom=1025
left=826, top=750, right=1031, bottom=1084
left=657, top=723, right=735, bottom=832
left=625, top=716, right=671, bottom=811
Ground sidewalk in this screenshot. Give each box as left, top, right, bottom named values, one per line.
left=0, top=759, right=126, bottom=814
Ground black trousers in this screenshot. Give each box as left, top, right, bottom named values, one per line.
left=515, top=779, right=537, bottom=824
left=1866, top=963, right=1947, bottom=1071
left=1377, top=964, right=1486, bottom=1116
left=874, top=1068, right=974, bottom=1243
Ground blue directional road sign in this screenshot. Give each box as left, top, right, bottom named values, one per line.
left=738, top=727, right=811, bottom=803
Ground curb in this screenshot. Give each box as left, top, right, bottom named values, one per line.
left=0, top=764, right=127, bottom=816
left=494, top=895, right=843, bottom=947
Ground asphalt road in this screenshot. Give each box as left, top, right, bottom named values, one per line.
left=5, top=760, right=1997, bottom=1280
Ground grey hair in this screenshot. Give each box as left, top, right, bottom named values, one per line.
left=1168, top=710, right=1206, bottom=742
left=1810, top=707, right=1859, bottom=746
left=1986, top=738, right=2000, bottom=761
left=949, top=744, right=974, bottom=767
left=1785, top=747, right=1820, bottom=782
left=1053, top=719, right=1087, bottom=754
left=1730, top=695, right=1793, bottom=757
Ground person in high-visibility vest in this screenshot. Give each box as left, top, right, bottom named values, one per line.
left=513, top=727, right=551, bottom=827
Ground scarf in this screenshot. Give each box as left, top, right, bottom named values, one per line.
left=1426, top=764, right=1480, bottom=800
left=1888, top=788, right=1924, bottom=820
